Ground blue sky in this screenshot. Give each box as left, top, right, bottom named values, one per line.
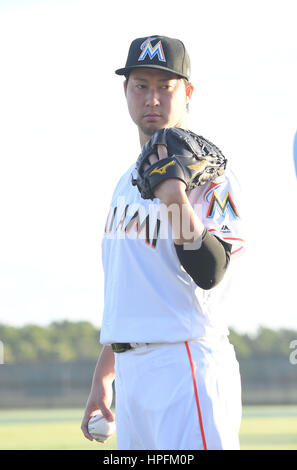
left=0, top=0, right=296, bottom=333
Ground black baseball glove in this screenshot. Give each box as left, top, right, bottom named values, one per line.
left=131, top=127, right=227, bottom=200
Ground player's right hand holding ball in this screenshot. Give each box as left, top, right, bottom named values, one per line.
left=81, top=381, right=115, bottom=442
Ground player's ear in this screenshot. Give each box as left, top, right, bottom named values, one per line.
left=185, top=82, right=194, bottom=105
left=123, top=76, right=129, bottom=97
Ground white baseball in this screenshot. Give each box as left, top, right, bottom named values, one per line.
left=87, top=410, right=116, bottom=442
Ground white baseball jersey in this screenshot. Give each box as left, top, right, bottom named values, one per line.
left=100, top=163, right=245, bottom=345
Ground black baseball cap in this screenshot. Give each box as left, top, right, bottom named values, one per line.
left=115, top=35, right=191, bottom=80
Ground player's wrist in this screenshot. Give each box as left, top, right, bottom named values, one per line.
left=155, top=179, right=187, bottom=205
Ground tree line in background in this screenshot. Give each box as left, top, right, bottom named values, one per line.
left=0, top=321, right=296, bottom=363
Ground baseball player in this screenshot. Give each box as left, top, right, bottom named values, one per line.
left=81, top=35, right=245, bottom=450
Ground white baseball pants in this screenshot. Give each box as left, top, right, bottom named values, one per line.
left=114, top=336, right=242, bottom=450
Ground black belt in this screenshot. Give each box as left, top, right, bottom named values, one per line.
left=111, top=342, right=149, bottom=353
left=111, top=343, right=133, bottom=353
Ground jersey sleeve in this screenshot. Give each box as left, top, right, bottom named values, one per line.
left=189, top=169, right=246, bottom=256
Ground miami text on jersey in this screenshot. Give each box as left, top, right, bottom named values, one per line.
left=104, top=203, right=161, bottom=249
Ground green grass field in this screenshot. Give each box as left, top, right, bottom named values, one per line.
left=0, top=406, right=296, bottom=450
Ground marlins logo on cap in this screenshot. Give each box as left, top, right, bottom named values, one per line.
left=115, top=35, right=191, bottom=81
left=138, top=37, right=166, bottom=62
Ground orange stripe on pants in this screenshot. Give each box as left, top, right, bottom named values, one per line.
left=185, top=341, right=207, bottom=450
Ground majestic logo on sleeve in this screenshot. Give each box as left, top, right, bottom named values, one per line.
left=138, top=37, right=166, bottom=62
left=204, top=182, right=240, bottom=219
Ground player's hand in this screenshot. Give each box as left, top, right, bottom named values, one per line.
left=81, top=382, right=115, bottom=441
left=143, top=144, right=187, bottom=203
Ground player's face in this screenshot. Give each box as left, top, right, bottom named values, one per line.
left=124, top=68, right=193, bottom=145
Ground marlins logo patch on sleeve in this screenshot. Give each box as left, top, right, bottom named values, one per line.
left=204, top=182, right=240, bottom=219
left=200, top=176, right=245, bottom=256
